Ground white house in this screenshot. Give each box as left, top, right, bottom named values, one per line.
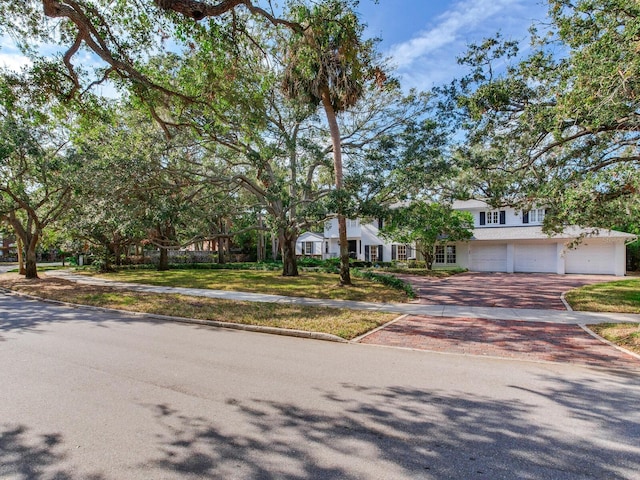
left=320, top=217, right=416, bottom=262
left=295, top=232, right=324, bottom=258
left=448, top=200, right=635, bottom=276
left=296, top=199, right=636, bottom=276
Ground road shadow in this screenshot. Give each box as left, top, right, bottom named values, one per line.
left=0, top=292, right=167, bottom=340
left=0, top=424, right=105, bottom=480
left=143, top=376, right=640, bottom=479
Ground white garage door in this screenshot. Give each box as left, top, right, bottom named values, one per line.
left=565, top=243, right=615, bottom=275
left=470, top=244, right=507, bottom=272
left=515, top=244, right=557, bottom=273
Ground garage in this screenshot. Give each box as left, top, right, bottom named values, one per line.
left=514, top=244, right=557, bottom=273
left=565, top=242, right=616, bottom=275
left=470, top=244, right=508, bottom=272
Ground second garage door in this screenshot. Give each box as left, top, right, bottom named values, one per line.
left=470, top=244, right=507, bottom=272
left=565, top=242, right=615, bottom=274
left=514, top=244, right=557, bottom=273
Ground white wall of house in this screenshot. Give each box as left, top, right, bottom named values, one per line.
left=295, top=233, right=324, bottom=257
left=299, top=200, right=635, bottom=275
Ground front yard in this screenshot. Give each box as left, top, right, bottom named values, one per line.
left=89, top=268, right=411, bottom=303
left=566, top=278, right=640, bottom=355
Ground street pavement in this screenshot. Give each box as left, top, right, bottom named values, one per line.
left=1, top=292, right=639, bottom=479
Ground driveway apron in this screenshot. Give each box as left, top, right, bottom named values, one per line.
left=395, top=272, right=618, bottom=310
left=360, top=272, right=639, bottom=369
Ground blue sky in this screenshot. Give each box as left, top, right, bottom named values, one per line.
left=357, top=0, right=549, bottom=89
left=0, top=0, right=550, bottom=92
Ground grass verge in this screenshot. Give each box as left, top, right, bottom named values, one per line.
left=564, top=278, right=640, bottom=314
left=87, top=268, right=410, bottom=303
left=588, top=323, right=640, bottom=355
left=0, top=274, right=397, bottom=340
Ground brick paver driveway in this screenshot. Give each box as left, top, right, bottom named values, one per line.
left=395, top=272, right=618, bottom=310
left=360, top=272, right=640, bottom=369
left=358, top=315, right=640, bottom=370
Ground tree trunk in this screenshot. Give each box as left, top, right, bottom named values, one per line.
left=321, top=87, right=351, bottom=285
left=280, top=231, right=299, bottom=277
left=217, top=236, right=225, bottom=264
left=24, top=233, right=39, bottom=279
left=17, top=236, right=26, bottom=275
left=158, top=246, right=169, bottom=271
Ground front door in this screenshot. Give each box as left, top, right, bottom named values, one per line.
left=348, top=240, right=357, bottom=259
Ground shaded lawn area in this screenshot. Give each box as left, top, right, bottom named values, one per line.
left=91, top=269, right=409, bottom=303
left=565, top=278, right=640, bottom=314
left=0, top=275, right=397, bottom=340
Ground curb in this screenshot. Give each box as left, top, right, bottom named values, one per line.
left=579, top=323, right=640, bottom=361
left=560, top=291, right=573, bottom=311
left=351, top=314, right=408, bottom=343
left=0, top=287, right=348, bottom=344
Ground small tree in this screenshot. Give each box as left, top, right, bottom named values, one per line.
left=381, top=202, right=473, bottom=270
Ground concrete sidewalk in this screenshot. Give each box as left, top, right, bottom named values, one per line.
left=46, top=270, right=640, bottom=326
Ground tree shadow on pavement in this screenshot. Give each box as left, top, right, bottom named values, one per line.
left=145, top=377, right=640, bottom=479
left=0, top=293, right=163, bottom=340
left=0, top=424, right=105, bottom=480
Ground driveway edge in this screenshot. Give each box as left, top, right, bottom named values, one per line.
left=0, top=287, right=348, bottom=343
left=579, top=323, right=640, bottom=361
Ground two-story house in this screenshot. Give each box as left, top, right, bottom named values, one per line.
left=448, top=200, right=634, bottom=276
left=296, top=200, right=635, bottom=275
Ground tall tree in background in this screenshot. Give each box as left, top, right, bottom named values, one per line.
left=445, top=0, right=640, bottom=229
left=282, top=0, right=384, bottom=285
left=0, top=72, right=81, bottom=278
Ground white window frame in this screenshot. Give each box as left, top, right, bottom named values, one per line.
left=486, top=211, right=499, bottom=224
left=396, top=244, right=407, bottom=261
left=303, top=241, right=314, bottom=255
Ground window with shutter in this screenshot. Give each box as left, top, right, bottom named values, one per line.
left=479, top=212, right=486, bottom=225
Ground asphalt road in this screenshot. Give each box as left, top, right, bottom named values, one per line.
left=1, top=292, right=639, bottom=479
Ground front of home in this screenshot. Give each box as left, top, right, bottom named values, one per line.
left=296, top=200, right=635, bottom=276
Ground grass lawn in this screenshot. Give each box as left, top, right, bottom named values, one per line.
left=564, top=278, right=640, bottom=314
left=0, top=274, right=397, bottom=340
left=566, top=278, right=640, bottom=355
left=89, top=268, right=410, bottom=303
left=589, top=323, right=640, bottom=355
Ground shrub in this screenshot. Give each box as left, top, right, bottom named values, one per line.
left=352, top=269, right=416, bottom=298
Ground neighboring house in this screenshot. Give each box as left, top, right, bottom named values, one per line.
left=0, top=234, right=16, bottom=259
left=295, top=232, right=324, bottom=258
left=296, top=200, right=636, bottom=276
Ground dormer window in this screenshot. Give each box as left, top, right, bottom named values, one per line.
left=479, top=210, right=505, bottom=226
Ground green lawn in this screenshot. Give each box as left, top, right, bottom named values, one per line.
left=567, top=279, right=640, bottom=355
left=565, top=278, right=640, bottom=314
left=93, top=268, right=410, bottom=303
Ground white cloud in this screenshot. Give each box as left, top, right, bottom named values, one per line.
left=0, top=52, right=31, bottom=71
left=387, top=0, right=546, bottom=89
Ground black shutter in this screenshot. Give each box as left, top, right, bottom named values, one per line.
left=364, top=245, right=370, bottom=262
left=522, top=211, right=529, bottom=224
left=391, top=245, right=397, bottom=260
left=499, top=210, right=506, bottom=224
left=378, top=218, right=383, bottom=229
left=479, top=212, right=486, bottom=225
left=378, top=245, right=383, bottom=262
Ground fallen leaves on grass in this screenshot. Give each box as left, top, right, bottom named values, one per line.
left=589, top=323, right=640, bottom=355
left=0, top=274, right=396, bottom=340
